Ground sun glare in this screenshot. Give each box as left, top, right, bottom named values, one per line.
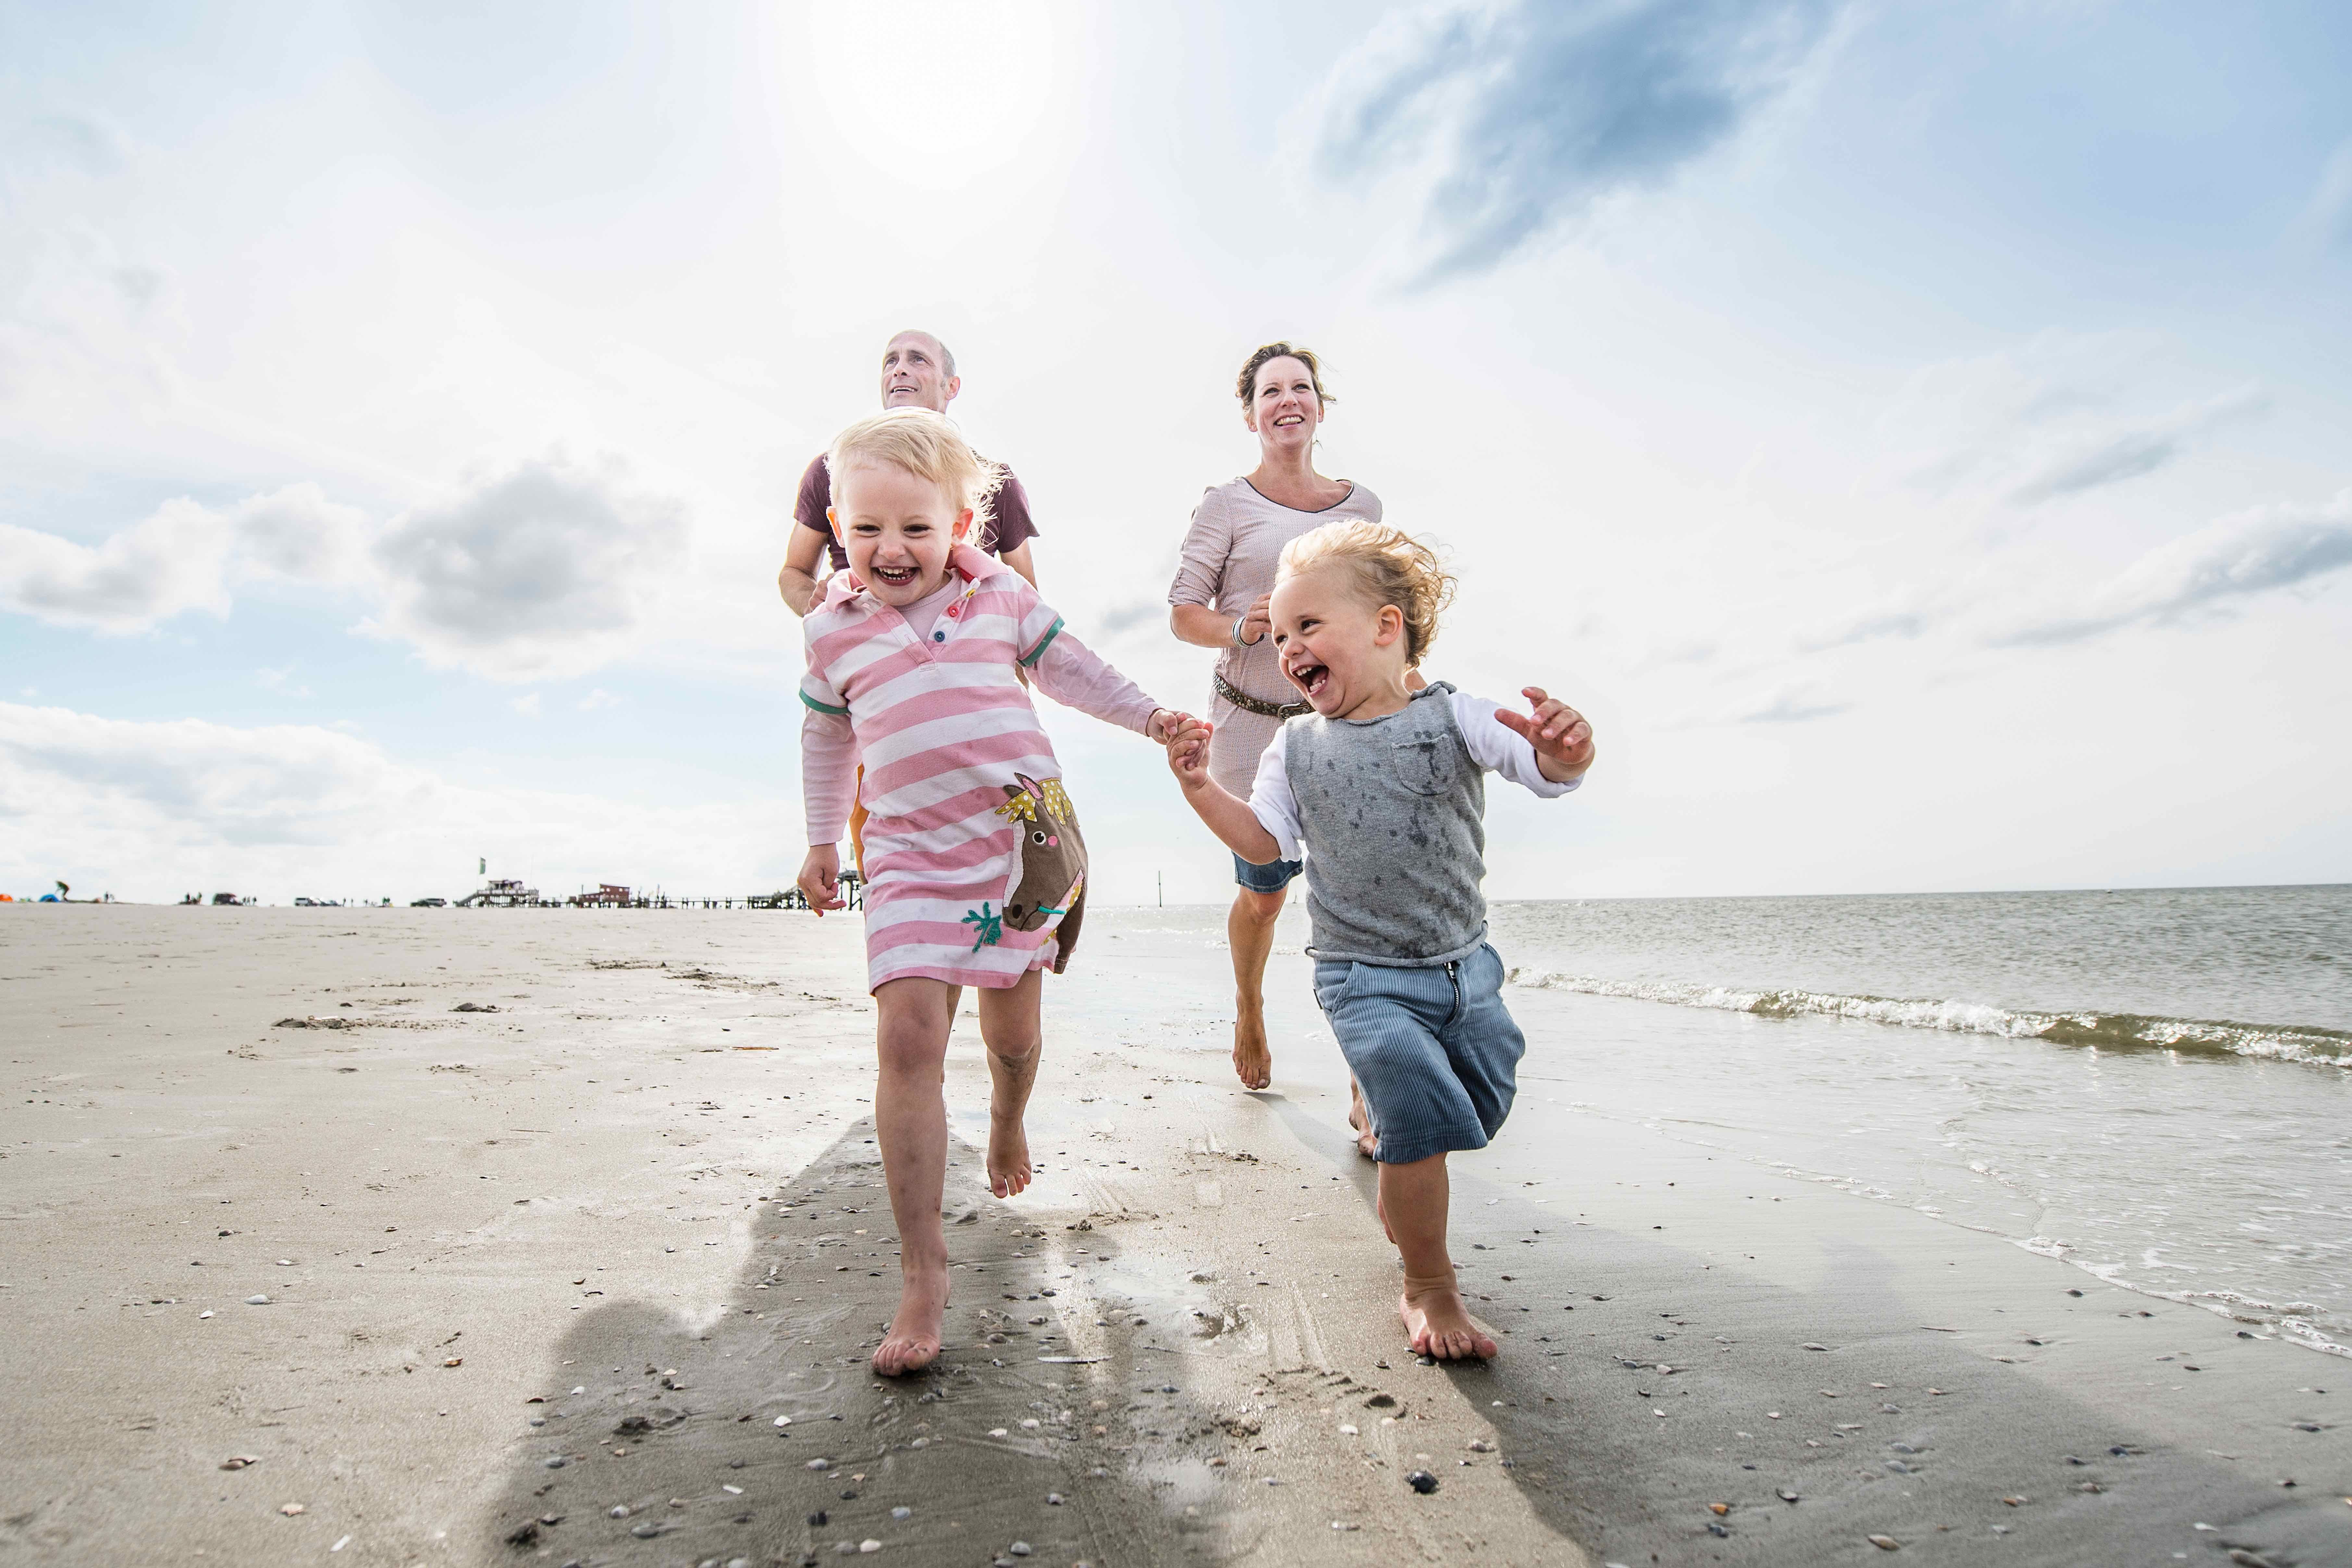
left=805, top=2, right=1060, bottom=191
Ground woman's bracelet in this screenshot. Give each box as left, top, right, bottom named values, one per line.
left=1231, top=616, right=1251, bottom=648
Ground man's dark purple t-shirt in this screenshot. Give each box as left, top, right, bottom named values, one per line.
left=795, top=453, right=1039, bottom=573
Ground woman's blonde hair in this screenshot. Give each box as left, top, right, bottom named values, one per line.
left=1278, top=520, right=1456, bottom=666
left=827, top=407, right=1002, bottom=545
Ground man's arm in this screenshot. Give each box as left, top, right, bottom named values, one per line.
left=779, top=525, right=828, bottom=617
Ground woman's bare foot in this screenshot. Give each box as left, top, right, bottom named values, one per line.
left=873, top=1267, right=950, bottom=1376
left=1231, top=1010, right=1272, bottom=1090
left=1400, top=1276, right=1498, bottom=1361
left=987, top=1108, right=1032, bottom=1198
left=1347, top=1079, right=1378, bottom=1158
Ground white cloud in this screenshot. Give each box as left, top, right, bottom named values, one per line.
left=1994, top=490, right=2352, bottom=647
left=1882, top=336, right=2267, bottom=508
left=0, top=461, right=687, bottom=682
left=0, top=701, right=786, bottom=902
left=369, top=455, right=689, bottom=682
left=1312, top=0, right=1843, bottom=280
left=577, top=688, right=620, bottom=711
left=509, top=692, right=541, bottom=717
left=0, top=498, right=230, bottom=631
left=0, top=483, right=367, bottom=633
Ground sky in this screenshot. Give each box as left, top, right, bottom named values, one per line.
left=3, top=0, right=2349, bottom=907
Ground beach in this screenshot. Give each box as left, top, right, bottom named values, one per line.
left=3, top=902, right=2347, bottom=1568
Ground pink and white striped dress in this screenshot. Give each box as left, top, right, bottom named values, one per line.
left=801, top=545, right=1165, bottom=992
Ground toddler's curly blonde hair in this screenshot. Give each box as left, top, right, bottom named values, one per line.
left=1278, top=519, right=1456, bottom=667
left=828, top=407, right=1003, bottom=545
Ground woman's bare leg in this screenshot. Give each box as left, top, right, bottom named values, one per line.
left=977, top=968, right=1043, bottom=1197
left=1228, top=884, right=1287, bottom=1089
left=870, top=977, right=955, bottom=1375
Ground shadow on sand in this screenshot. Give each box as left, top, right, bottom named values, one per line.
left=487, top=1120, right=1216, bottom=1568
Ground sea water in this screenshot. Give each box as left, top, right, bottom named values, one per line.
left=1093, top=886, right=2352, bottom=1357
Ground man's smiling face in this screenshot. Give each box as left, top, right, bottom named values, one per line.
left=879, top=333, right=959, bottom=412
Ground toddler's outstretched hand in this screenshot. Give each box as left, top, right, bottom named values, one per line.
left=1146, top=708, right=1201, bottom=744
left=1495, top=686, right=1595, bottom=782
left=1163, top=719, right=1215, bottom=791
left=798, top=844, right=846, bottom=914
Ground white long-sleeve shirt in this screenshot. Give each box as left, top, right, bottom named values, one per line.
left=1243, top=690, right=1578, bottom=863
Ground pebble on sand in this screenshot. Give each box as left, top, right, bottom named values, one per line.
left=1868, top=1535, right=1900, bottom=1551
left=245, top=1295, right=270, bottom=1305
left=220, top=1456, right=259, bottom=1470
left=280, top=1503, right=305, bottom=1516
left=1406, top=1471, right=1439, bottom=1495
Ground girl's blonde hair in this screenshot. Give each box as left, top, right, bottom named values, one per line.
left=828, top=407, right=1002, bottom=546
left=1278, top=520, right=1456, bottom=666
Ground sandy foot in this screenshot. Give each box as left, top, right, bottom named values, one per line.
left=1347, top=1080, right=1378, bottom=1158
left=1400, top=1280, right=1499, bottom=1361
left=872, top=1268, right=950, bottom=1376
left=987, top=1108, right=1032, bottom=1198
left=1231, top=1010, right=1272, bottom=1090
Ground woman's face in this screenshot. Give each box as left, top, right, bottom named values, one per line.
left=1244, top=356, right=1323, bottom=454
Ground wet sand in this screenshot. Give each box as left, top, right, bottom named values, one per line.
left=2, top=905, right=2345, bottom=1566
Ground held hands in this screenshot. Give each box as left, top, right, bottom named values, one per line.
left=1163, top=718, right=1216, bottom=793
left=1146, top=708, right=1201, bottom=745
left=1494, top=686, right=1596, bottom=783
left=797, top=843, right=846, bottom=914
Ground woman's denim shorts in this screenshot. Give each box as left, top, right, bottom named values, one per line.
left=1233, top=852, right=1303, bottom=893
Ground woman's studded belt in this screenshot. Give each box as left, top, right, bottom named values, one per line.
left=1214, top=672, right=1310, bottom=721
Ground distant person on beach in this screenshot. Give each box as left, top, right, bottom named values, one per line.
left=1162, top=521, right=1595, bottom=1359
left=796, top=408, right=1192, bottom=1376
left=778, top=330, right=1039, bottom=615
left=1168, top=342, right=1389, bottom=1106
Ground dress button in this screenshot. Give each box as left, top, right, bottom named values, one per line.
left=932, top=631, right=946, bottom=641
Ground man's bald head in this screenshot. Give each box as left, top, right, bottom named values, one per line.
left=880, top=331, right=960, bottom=412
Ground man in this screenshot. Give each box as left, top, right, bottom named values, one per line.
left=777, top=330, right=1040, bottom=615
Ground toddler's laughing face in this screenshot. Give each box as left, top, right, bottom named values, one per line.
left=1269, top=565, right=1411, bottom=720
left=831, top=461, right=969, bottom=606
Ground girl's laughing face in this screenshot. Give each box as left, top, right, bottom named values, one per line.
left=1268, top=565, right=1410, bottom=719
left=831, top=461, right=969, bottom=605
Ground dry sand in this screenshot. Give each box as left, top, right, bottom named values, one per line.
left=2, top=904, right=2345, bottom=1567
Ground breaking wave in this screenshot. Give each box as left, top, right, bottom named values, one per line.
left=1506, top=970, right=2352, bottom=1069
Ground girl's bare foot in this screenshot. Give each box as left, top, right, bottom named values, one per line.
left=873, top=1267, right=950, bottom=1376
left=987, top=1109, right=1032, bottom=1198
left=1232, top=1011, right=1271, bottom=1090
left=1400, top=1274, right=1498, bottom=1361
left=1347, top=1079, right=1378, bottom=1158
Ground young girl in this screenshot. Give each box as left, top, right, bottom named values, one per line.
left=797, top=408, right=1189, bottom=1376
left=1163, top=520, right=1595, bottom=1360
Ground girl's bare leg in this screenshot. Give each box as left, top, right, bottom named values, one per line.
left=977, top=968, right=1043, bottom=1197
left=1228, top=885, right=1286, bottom=1089
left=870, top=977, right=955, bottom=1375
left=1380, top=1153, right=1498, bottom=1361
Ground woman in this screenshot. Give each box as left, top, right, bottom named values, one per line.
left=1168, top=342, right=1389, bottom=1134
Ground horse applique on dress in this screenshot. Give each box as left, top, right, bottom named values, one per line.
left=960, top=773, right=1089, bottom=970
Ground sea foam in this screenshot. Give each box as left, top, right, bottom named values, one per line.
left=1506, top=969, right=2352, bottom=1069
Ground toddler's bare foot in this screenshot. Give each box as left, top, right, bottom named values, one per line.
left=1232, top=1010, right=1271, bottom=1090
left=987, top=1109, right=1032, bottom=1198
left=1400, top=1274, right=1498, bottom=1361
left=873, top=1267, right=950, bottom=1376
left=1347, top=1080, right=1378, bottom=1159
